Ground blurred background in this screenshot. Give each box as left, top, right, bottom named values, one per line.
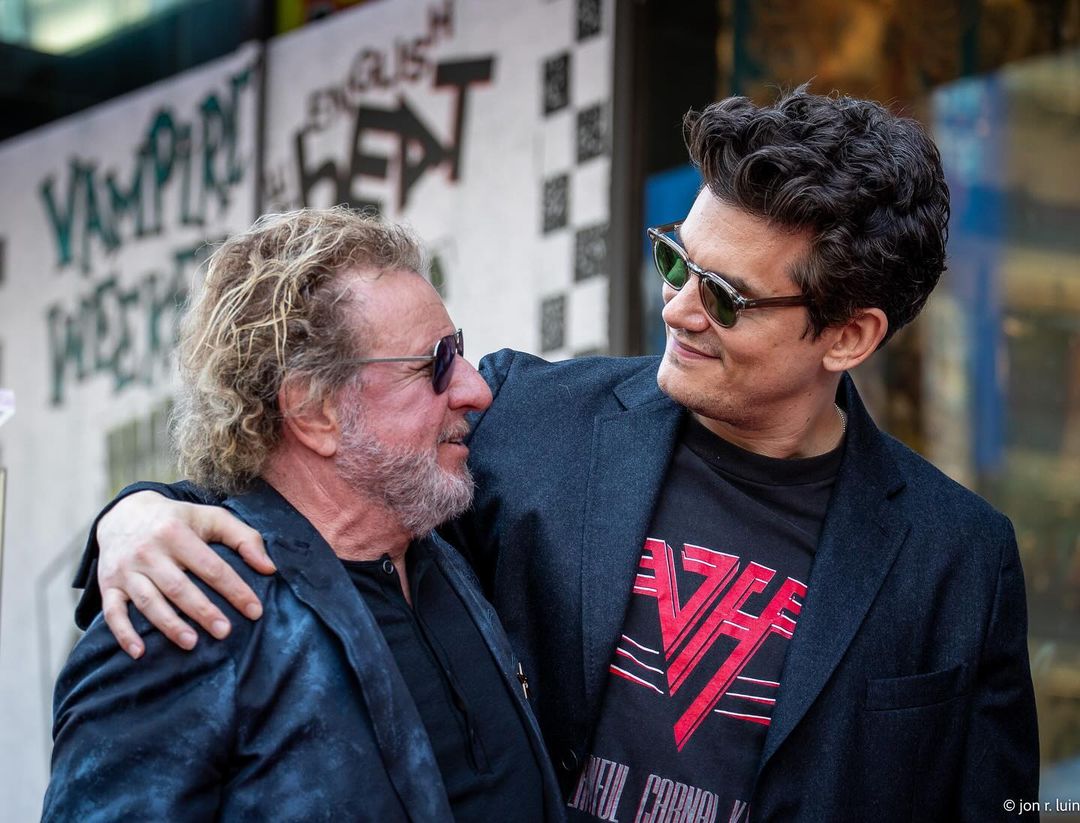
left=0, top=0, right=1077, bottom=817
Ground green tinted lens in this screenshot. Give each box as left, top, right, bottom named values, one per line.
left=653, top=240, right=689, bottom=288
left=700, top=278, right=738, bottom=327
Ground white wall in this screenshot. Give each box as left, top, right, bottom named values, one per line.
left=261, top=0, right=615, bottom=360
left=0, top=0, right=614, bottom=816
left=0, top=43, right=261, bottom=821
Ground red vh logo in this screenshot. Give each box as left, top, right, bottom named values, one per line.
left=620, top=539, right=806, bottom=750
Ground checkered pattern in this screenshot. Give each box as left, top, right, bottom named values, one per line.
left=536, top=0, right=611, bottom=357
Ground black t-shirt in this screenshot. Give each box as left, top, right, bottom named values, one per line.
left=342, top=537, right=545, bottom=822
left=567, top=417, right=843, bottom=823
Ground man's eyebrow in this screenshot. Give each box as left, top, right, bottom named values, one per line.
left=672, top=226, right=756, bottom=297
left=722, top=273, right=755, bottom=296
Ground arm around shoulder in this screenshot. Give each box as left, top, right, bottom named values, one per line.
left=77, top=483, right=272, bottom=656
left=75, top=480, right=223, bottom=628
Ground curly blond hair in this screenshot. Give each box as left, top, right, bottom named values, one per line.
left=173, top=206, right=425, bottom=494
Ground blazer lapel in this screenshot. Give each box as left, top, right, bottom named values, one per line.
left=430, top=536, right=565, bottom=818
left=580, top=364, right=684, bottom=721
left=758, top=375, right=911, bottom=772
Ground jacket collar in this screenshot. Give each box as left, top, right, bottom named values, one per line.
left=612, top=355, right=670, bottom=410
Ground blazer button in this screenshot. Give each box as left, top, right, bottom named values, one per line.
left=558, top=748, right=579, bottom=773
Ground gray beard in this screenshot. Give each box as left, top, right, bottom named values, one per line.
left=335, top=413, right=474, bottom=537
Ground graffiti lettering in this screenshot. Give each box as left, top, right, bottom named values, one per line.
left=39, top=68, right=251, bottom=275
left=295, top=57, right=493, bottom=211
left=45, top=242, right=213, bottom=406
left=304, top=0, right=455, bottom=131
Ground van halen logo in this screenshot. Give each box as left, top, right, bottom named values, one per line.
left=610, top=539, right=806, bottom=750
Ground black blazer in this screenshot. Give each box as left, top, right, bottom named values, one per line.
left=443, top=349, right=1039, bottom=822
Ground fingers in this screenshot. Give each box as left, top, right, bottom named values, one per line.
left=127, top=572, right=198, bottom=650
left=101, top=579, right=199, bottom=658
left=149, top=549, right=237, bottom=638
left=190, top=505, right=275, bottom=576
left=180, top=538, right=264, bottom=623
left=96, top=492, right=272, bottom=657
left=101, top=587, right=144, bottom=659
left=122, top=513, right=262, bottom=634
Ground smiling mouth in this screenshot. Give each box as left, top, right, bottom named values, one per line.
left=670, top=335, right=720, bottom=359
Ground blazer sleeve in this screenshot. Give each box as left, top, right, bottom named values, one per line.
left=957, top=518, right=1040, bottom=820
left=42, top=609, right=237, bottom=822
left=73, top=480, right=225, bottom=630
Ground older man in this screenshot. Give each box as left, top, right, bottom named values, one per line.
left=77, top=87, right=1038, bottom=821
left=43, top=209, right=562, bottom=821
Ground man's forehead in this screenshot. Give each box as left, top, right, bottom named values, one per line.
left=339, top=264, right=422, bottom=290
left=341, top=267, right=440, bottom=307
left=342, top=267, right=452, bottom=345
left=676, top=192, right=813, bottom=296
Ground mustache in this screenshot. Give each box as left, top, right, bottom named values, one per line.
left=437, top=420, right=473, bottom=444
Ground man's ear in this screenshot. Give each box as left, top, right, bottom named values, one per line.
left=822, top=308, right=889, bottom=373
left=278, top=379, right=340, bottom=458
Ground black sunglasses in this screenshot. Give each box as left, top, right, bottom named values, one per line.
left=351, top=329, right=463, bottom=394
left=647, top=221, right=809, bottom=328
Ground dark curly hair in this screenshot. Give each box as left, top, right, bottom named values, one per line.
left=684, top=84, right=949, bottom=344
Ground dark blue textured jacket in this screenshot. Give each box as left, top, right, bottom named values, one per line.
left=46, top=481, right=563, bottom=822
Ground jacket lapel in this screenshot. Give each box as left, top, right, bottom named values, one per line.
left=430, top=536, right=565, bottom=820
left=224, top=483, right=454, bottom=822
left=580, top=364, right=684, bottom=720
left=758, top=375, right=911, bottom=771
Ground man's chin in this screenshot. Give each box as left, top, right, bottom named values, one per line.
left=656, top=363, right=726, bottom=423
left=407, top=488, right=475, bottom=537
left=656, top=359, right=684, bottom=403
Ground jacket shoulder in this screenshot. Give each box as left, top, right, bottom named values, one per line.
left=478, top=349, right=663, bottom=407
left=881, top=432, right=1012, bottom=534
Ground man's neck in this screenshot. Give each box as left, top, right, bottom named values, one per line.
left=262, top=454, right=412, bottom=564
left=694, top=396, right=846, bottom=459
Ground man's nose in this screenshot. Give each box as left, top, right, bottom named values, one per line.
left=447, top=357, right=493, bottom=413
left=661, top=275, right=711, bottom=333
